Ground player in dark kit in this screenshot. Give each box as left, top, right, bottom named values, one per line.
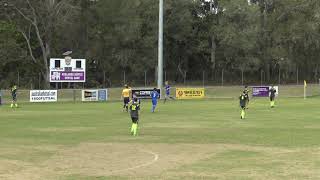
left=243, top=86, right=250, bottom=108
left=132, top=92, right=141, bottom=105
left=239, top=92, right=247, bottom=119
left=269, top=86, right=277, bottom=108
left=129, top=97, right=140, bottom=136
left=11, top=85, right=18, bottom=108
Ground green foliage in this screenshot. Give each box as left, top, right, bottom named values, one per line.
left=0, top=20, right=32, bottom=88
left=1, top=0, right=320, bottom=87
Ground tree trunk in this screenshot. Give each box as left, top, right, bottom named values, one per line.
left=211, top=35, right=216, bottom=80
left=34, top=23, right=50, bottom=88
left=241, top=68, right=244, bottom=85
left=177, top=62, right=185, bottom=83
left=265, top=63, right=270, bottom=83
left=259, top=1, right=271, bottom=83
left=314, top=64, right=318, bottom=83
left=44, top=59, right=50, bottom=88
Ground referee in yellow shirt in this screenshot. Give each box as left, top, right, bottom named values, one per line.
left=121, top=84, right=131, bottom=112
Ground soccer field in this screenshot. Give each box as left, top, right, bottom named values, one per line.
left=0, top=98, right=320, bottom=179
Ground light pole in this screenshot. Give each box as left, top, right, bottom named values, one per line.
left=157, top=0, right=164, bottom=90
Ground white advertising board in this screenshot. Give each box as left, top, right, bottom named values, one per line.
left=82, top=89, right=108, bottom=102
left=30, top=90, right=58, bottom=102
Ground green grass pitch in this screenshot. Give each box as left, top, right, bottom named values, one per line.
left=0, top=97, right=320, bottom=179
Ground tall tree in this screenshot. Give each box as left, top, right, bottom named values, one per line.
left=2, top=0, right=79, bottom=87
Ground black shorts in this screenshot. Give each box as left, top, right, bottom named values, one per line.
left=240, top=105, right=245, bottom=109
left=123, top=97, right=130, bottom=105
left=131, top=117, right=139, bottom=123
left=270, top=96, right=275, bottom=101
left=12, top=95, right=17, bottom=101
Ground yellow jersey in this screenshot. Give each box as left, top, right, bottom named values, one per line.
left=122, top=88, right=131, bottom=98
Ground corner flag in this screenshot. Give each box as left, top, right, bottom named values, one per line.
left=304, top=80, right=307, bottom=88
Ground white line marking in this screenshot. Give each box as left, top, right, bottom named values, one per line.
left=111, top=149, right=159, bottom=173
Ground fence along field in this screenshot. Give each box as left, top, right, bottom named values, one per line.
left=0, top=84, right=319, bottom=104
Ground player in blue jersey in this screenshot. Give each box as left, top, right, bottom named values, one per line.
left=150, top=88, right=160, bottom=113
left=164, top=81, right=175, bottom=103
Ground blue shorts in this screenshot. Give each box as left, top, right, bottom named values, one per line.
left=152, top=100, right=157, bottom=105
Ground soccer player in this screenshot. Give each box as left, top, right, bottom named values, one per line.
left=132, top=92, right=141, bottom=105
left=11, top=85, right=18, bottom=108
left=121, top=84, right=131, bottom=112
left=164, top=81, right=175, bottom=103
left=129, top=97, right=140, bottom=136
left=243, top=86, right=250, bottom=108
left=269, top=86, right=277, bottom=108
left=150, top=88, right=160, bottom=113
left=239, top=91, right=247, bottom=119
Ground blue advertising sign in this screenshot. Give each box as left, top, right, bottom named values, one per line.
left=98, top=89, right=108, bottom=101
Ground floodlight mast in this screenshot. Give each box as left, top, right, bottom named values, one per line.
left=157, top=0, right=164, bottom=90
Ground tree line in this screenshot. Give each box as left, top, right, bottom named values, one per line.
left=0, top=0, right=320, bottom=88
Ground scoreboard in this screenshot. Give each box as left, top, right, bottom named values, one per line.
left=49, top=57, right=86, bottom=82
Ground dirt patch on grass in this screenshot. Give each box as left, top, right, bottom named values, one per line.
left=31, top=127, right=96, bottom=133
left=0, top=143, right=319, bottom=179
left=304, top=125, right=320, bottom=129
left=143, top=122, right=206, bottom=129
left=0, top=160, right=26, bottom=177
left=160, top=145, right=320, bottom=180
left=0, top=145, right=62, bottom=180
left=41, top=143, right=220, bottom=177
left=0, top=143, right=218, bottom=179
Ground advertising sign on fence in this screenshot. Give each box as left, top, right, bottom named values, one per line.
left=30, top=90, right=58, bottom=102
left=175, top=88, right=205, bottom=99
left=82, top=89, right=108, bottom=102
left=49, top=58, right=86, bottom=82
left=252, top=86, right=279, bottom=97
left=98, top=89, right=107, bottom=101
left=131, top=89, right=161, bottom=99
left=252, top=86, right=269, bottom=97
